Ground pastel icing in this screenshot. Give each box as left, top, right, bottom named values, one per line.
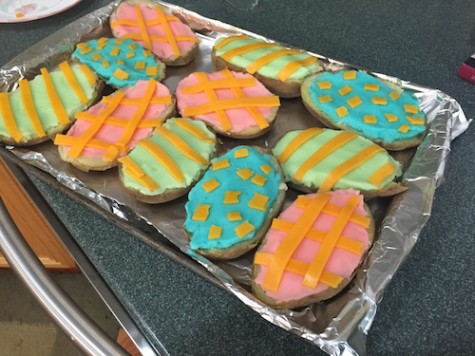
left=272, top=128, right=402, bottom=192
left=54, top=79, right=173, bottom=163
left=307, top=70, right=427, bottom=143
left=253, top=189, right=371, bottom=301
left=111, top=3, right=199, bottom=62
left=176, top=69, right=280, bottom=134
left=214, top=35, right=322, bottom=82
left=72, top=37, right=165, bottom=88
left=185, top=146, right=283, bottom=251
left=0, top=61, right=99, bottom=144
left=119, top=118, right=217, bottom=196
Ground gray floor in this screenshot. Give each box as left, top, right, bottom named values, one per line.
left=0, top=269, right=119, bottom=355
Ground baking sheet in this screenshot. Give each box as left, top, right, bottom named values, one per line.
left=0, top=1, right=470, bottom=355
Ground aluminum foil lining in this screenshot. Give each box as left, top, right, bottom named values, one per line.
left=0, top=2, right=470, bottom=355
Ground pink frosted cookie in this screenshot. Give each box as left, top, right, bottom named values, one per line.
left=252, top=189, right=374, bottom=309
left=54, top=79, right=175, bottom=172
left=176, top=69, right=281, bottom=139
left=110, top=0, right=200, bottom=66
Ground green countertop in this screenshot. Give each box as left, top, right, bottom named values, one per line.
left=1, top=1, right=475, bottom=354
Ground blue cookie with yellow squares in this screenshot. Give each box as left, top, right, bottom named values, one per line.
left=301, top=70, right=427, bottom=150
left=184, top=146, right=286, bottom=260
left=72, top=37, right=165, bottom=88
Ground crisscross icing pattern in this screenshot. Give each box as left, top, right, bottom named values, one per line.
left=54, top=79, right=172, bottom=162
left=180, top=69, right=280, bottom=132
left=254, top=193, right=368, bottom=292
left=111, top=3, right=199, bottom=58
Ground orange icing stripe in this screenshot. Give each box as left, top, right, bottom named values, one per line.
left=181, top=77, right=257, bottom=94
left=173, top=118, right=215, bottom=143
left=303, top=196, right=360, bottom=289
left=277, top=128, right=323, bottom=164
left=183, top=97, right=279, bottom=117
left=138, top=140, right=184, bottom=183
left=262, top=193, right=332, bottom=292
left=221, top=42, right=279, bottom=62
left=54, top=135, right=112, bottom=151
left=155, top=6, right=180, bottom=56
left=294, top=131, right=358, bottom=181
left=40, top=67, right=69, bottom=126
left=18, top=80, right=46, bottom=137
left=119, top=156, right=159, bottom=191
left=119, top=34, right=197, bottom=44
left=0, top=93, right=22, bottom=142
left=155, top=125, right=207, bottom=164
left=135, top=6, right=153, bottom=51
left=318, top=145, right=385, bottom=193
left=79, top=64, right=97, bottom=86
left=367, top=161, right=396, bottom=188
left=254, top=253, right=343, bottom=288
left=59, top=62, right=88, bottom=105
left=75, top=113, right=160, bottom=129
left=271, top=218, right=364, bottom=255
left=246, top=49, right=301, bottom=74
left=111, top=14, right=180, bottom=27
left=277, top=56, right=318, bottom=81
left=102, top=96, right=172, bottom=105
left=214, top=35, right=249, bottom=50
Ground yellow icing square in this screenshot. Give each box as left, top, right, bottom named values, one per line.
left=80, top=47, right=92, bottom=55
left=364, top=115, right=377, bottom=124
left=398, top=124, right=410, bottom=133
left=114, top=39, right=125, bottom=44
left=202, top=178, right=220, bottom=192
left=336, top=106, right=348, bottom=118
left=234, top=148, right=249, bottom=158
left=227, top=211, right=242, bottom=221
left=143, top=50, right=153, bottom=57
left=97, top=43, right=107, bottom=50
left=338, top=85, right=352, bottom=96
left=113, top=68, right=129, bottom=81
left=364, top=83, right=379, bottom=91
left=371, top=97, right=387, bottom=105
left=92, top=53, right=101, bottom=61
left=128, top=43, right=137, bottom=50
left=237, top=168, right=253, bottom=180
left=347, top=95, right=362, bottom=108
left=343, top=71, right=357, bottom=80
left=317, top=81, right=332, bottom=90
left=102, top=60, right=110, bottom=68
left=319, top=95, right=333, bottom=103
left=110, top=46, right=120, bottom=57
left=212, top=159, right=230, bottom=171
left=406, top=116, right=425, bottom=125
left=208, top=225, right=222, bottom=240
left=98, top=37, right=108, bottom=45
left=248, top=192, right=269, bottom=212
left=192, top=204, right=210, bottom=221
left=389, top=90, right=401, bottom=99
left=224, top=191, right=241, bottom=204
left=118, top=59, right=125, bottom=65
left=251, top=175, right=267, bottom=187
left=261, top=164, right=272, bottom=174
left=135, top=61, right=146, bottom=70
left=76, top=42, right=88, bottom=49
left=385, top=113, right=398, bottom=122
left=235, top=221, right=255, bottom=238
left=126, top=52, right=135, bottom=59
left=404, top=104, right=419, bottom=114
left=146, top=66, right=158, bottom=76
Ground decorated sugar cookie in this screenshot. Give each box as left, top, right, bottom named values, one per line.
left=252, top=189, right=374, bottom=309
left=118, top=118, right=217, bottom=203
left=212, top=35, right=322, bottom=97
left=72, top=37, right=165, bottom=88
left=272, top=128, right=405, bottom=198
left=176, top=69, right=280, bottom=138
left=110, top=0, right=200, bottom=66
left=184, top=146, right=286, bottom=259
left=301, top=70, right=428, bottom=150
left=54, top=79, right=174, bottom=172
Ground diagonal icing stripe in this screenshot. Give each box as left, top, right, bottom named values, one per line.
left=138, top=139, right=184, bottom=183
left=18, top=80, right=46, bottom=137
left=276, top=128, right=323, bottom=164
left=155, top=125, right=207, bottom=164
left=0, top=93, right=22, bottom=142
left=135, top=6, right=153, bottom=51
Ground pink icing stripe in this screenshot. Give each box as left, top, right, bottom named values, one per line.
left=254, top=189, right=370, bottom=302
left=114, top=3, right=197, bottom=60
left=176, top=71, right=275, bottom=133
left=62, top=80, right=172, bottom=158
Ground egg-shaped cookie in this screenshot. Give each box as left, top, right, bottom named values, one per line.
left=54, top=79, right=174, bottom=172
left=184, top=146, right=286, bottom=259
left=253, top=189, right=374, bottom=309
left=72, top=37, right=165, bottom=88
left=273, top=128, right=405, bottom=198
left=0, top=61, right=102, bottom=146
left=301, top=70, right=427, bottom=150
left=176, top=69, right=280, bottom=139
left=118, top=118, right=217, bottom=203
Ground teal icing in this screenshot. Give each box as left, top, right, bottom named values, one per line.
left=308, top=71, right=426, bottom=143
left=72, top=38, right=164, bottom=88
left=185, top=146, right=282, bottom=251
